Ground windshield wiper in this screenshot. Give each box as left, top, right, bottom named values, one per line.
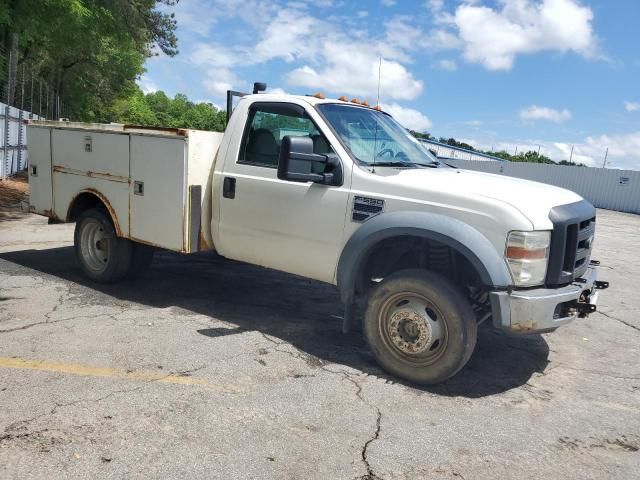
left=375, top=161, right=441, bottom=169
left=373, top=161, right=423, bottom=168
left=418, top=161, right=441, bottom=168
left=374, top=161, right=411, bottom=167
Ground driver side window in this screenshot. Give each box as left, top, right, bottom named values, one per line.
left=238, top=103, right=333, bottom=169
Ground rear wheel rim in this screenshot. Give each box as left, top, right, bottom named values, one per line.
left=377, top=292, right=449, bottom=367
left=79, top=219, right=110, bottom=273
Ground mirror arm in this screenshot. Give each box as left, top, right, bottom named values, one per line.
left=321, top=173, right=334, bottom=184
left=290, top=152, right=327, bottom=163
left=287, top=172, right=325, bottom=183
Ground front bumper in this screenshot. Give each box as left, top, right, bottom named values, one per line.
left=490, top=263, right=607, bottom=333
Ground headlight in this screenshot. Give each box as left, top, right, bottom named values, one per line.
left=505, top=231, right=551, bottom=287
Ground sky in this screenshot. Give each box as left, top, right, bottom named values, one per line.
left=141, top=0, right=640, bottom=170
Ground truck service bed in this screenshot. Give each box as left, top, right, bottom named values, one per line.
left=27, top=121, right=222, bottom=253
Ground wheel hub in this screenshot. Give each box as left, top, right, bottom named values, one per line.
left=79, top=219, right=110, bottom=273
left=388, top=309, right=432, bottom=354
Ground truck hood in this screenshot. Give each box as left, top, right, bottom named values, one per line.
left=377, top=166, right=583, bottom=229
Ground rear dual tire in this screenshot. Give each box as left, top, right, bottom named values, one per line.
left=74, top=208, right=154, bottom=283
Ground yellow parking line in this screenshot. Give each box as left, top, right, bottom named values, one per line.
left=0, top=357, right=245, bottom=393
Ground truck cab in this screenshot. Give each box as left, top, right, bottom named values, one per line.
left=26, top=87, right=608, bottom=385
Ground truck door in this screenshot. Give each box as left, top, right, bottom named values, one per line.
left=216, top=101, right=350, bottom=284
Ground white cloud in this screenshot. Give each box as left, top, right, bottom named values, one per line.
left=520, top=105, right=572, bottom=123
left=582, top=132, right=640, bottom=169
left=437, top=59, right=457, bottom=71
left=138, top=75, right=159, bottom=94
left=202, top=68, right=241, bottom=97
left=190, top=44, right=243, bottom=68
left=253, top=9, right=318, bottom=63
left=382, top=103, right=433, bottom=131
left=624, top=101, right=640, bottom=112
left=188, top=7, right=426, bottom=102
left=381, top=0, right=397, bottom=6
left=453, top=0, right=598, bottom=70
left=459, top=131, right=640, bottom=170
left=174, top=0, right=281, bottom=32
left=172, top=0, right=217, bottom=37
left=427, top=0, right=444, bottom=13
left=286, top=45, right=423, bottom=101
left=383, top=17, right=428, bottom=54
left=426, top=29, right=463, bottom=50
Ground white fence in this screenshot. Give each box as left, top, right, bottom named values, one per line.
left=419, top=139, right=504, bottom=162
left=447, top=159, right=640, bottom=214
left=0, top=102, right=42, bottom=178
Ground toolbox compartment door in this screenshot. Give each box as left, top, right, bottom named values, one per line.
left=27, top=126, right=53, bottom=215
left=130, top=135, right=187, bottom=251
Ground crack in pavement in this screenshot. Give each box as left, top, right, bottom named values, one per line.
left=2, top=382, right=152, bottom=439
left=0, top=313, right=96, bottom=334
left=1, top=372, right=186, bottom=439
left=598, top=311, right=640, bottom=333
left=358, top=408, right=382, bottom=480
left=174, top=364, right=209, bottom=377
left=0, top=291, right=69, bottom=333
left=258, top=333, right=385, bottom=479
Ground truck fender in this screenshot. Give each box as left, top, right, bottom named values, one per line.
left=67, top=188, right=123, bottom=237
left=336, top=210, right=512, bottom=305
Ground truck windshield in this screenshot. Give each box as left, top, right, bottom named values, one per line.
left=316, top=103, right=440, bottom=168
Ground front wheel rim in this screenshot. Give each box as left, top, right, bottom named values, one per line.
left=79, top=219, right=110, bottom=273
left=377, top=292, right=449, bottom=367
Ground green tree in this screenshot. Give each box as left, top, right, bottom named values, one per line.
left=410, top=132, right=587, bottom=166
left=409, top=130, right=433, bottom=140
left=112, top=88, right=227, bottom=132
left=116, top=88, right=158, bottom=125
left=0, top=0, right=178, bottom=120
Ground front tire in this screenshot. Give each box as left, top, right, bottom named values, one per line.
left=364, top=269, right=477, bottom=385
left=74, top=208, right=132, bottom=283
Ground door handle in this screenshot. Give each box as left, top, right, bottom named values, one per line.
left=223, top=177, right=236, bottom=199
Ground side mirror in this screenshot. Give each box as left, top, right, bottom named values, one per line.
left=278, top=136, right=328, bottom=184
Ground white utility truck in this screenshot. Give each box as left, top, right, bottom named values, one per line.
left=26, top=84, right=608, bottom=385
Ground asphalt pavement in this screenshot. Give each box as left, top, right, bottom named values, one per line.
left=0, top=209, right=638, bottom=479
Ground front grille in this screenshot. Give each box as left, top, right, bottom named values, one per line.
left=546, top=200, right=596, bottom=286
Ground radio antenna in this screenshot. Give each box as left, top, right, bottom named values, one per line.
left=376, top=56, right=382, bottom=108
left=371, top=56, right=383, bottom=174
